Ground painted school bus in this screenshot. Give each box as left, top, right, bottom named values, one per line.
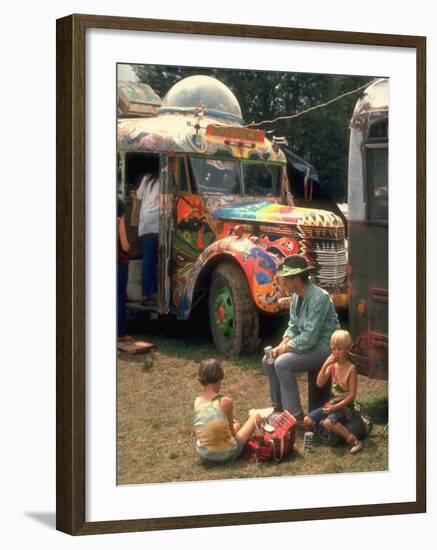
left=118, top=75, right=348, bottom=354
left=347, top=78, right=388, bottom=379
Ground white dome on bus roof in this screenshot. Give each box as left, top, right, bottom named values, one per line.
left=353, top=78, right=389, bottom=117
left=159, top=75, right=244, bottom=124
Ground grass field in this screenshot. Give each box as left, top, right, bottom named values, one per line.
left=117, top=316, right=388, bottom=485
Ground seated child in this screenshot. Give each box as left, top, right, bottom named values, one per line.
left=193, top=358, right=262, bottom=464
left=303, top=330, right=363, bottom=454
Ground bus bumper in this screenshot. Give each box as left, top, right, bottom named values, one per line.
left=278, top=292, right=349, bottom=311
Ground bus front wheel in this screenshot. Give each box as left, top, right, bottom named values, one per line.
left=209, top=263, right=259, bottom=355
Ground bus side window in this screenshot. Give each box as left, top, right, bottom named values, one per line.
left=366, top=119, right=388, bottom=222
left=366, top=145, right=388, bottom=222
left=169, top=156, right=189, bottom=192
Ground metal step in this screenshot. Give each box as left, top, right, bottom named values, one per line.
left=126, top=301, right=159, bottom=318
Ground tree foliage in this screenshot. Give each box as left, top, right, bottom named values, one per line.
left=132, top=64, right=372, bottom=201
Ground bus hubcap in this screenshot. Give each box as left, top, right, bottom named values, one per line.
left=214, top=288, right=234, bottom=339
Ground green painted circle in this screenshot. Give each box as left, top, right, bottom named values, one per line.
left=214, top=287, right=235, bottom=339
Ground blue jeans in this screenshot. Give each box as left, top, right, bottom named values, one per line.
left=141, top=233, right=158, bottom=297
left=308, top=406, right=351, bottom=425
left=262, top=348, right=329, bottom=418
left=117, top=261, right=129, bottom=337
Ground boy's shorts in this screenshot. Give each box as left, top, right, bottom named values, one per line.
left=198, top=435, right=243, bottom=465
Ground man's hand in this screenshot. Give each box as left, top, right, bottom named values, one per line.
left=272, top=344, right=284, bottom=358
left=273, top=340, right=292, bottom=358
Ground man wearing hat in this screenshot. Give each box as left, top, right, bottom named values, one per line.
left=262, top=255, right=340, bottom=421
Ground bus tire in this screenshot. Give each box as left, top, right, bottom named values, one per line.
left=209, top=263, right=259, bottom=356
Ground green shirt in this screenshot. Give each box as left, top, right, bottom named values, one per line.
left=283, top=280, right=340, bottom=354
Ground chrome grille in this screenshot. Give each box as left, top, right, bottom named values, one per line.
left=299, top=225, right=345, bottom=240
left=304, top=239, right=348, bottom=292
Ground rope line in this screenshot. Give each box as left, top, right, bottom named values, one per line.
left=243, top=78, right=378, bottom=128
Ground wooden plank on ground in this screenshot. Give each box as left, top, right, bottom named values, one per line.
left=117, top=340, right=156, bottom=354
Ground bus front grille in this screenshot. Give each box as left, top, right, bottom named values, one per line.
left=303, top=238, right=348, bottom=293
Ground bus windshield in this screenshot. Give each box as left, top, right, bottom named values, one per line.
left=242, top=162, right=281, bottom=197
left=190, top=158, right=241, bottom=194
left=189, top=157, right=282, bottom=197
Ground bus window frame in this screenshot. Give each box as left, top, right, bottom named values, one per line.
left=183, top=154, right=193, bottom=194
left=167, top=154, right=192, bottom=195
left=364, top=139, right=388, bottom=226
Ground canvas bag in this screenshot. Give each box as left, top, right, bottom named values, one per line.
left=243, top=410, right=297, bottom=463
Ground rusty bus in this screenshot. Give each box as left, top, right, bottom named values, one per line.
left=347, top=78, right=389, bottom=378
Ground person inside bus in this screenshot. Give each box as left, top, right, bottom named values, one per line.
left=117, top=198, right=130, bottom=341
left=262, top=255, right=340, bottom=422
left=133, top=159, right=160, bottom=307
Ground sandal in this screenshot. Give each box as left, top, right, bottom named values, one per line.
left=349, top=439, right=363, bottom=454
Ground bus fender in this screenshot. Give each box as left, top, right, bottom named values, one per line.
left=175, top=236, right=281, bottom=319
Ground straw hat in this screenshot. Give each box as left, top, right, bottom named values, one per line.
left=275, top=255, right=316, bottom=278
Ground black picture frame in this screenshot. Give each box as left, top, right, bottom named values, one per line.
left=56, top=13, right=426, bottom=535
